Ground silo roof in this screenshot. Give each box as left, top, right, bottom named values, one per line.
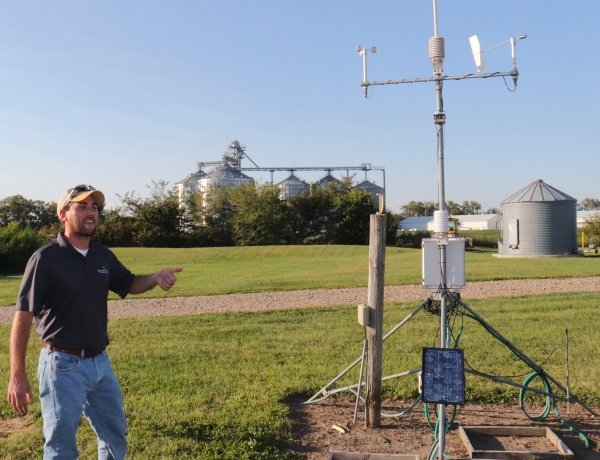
left=175, top=169, right=205, bottom=185
left=277, top=174, right=307, bottom=186
left=355, top=180, right=384, bottom=193
left=502, top=179, right=576, bottom=204
left=205, top=166, right=252, bottom=180
left=315, top=173, right=341, bottom=187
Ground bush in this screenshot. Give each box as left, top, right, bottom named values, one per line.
left=0, top=223, right=47, bottom=274
left=395, top=230, right=431, bottom=248
left=582, top=215, right=600, bottom=244
left=393, top=230, right=500, bottom=249
left=461, top=230, right=500, bottom=248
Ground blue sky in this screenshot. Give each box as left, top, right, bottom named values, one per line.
left=0, top=1, right=596, bottom=213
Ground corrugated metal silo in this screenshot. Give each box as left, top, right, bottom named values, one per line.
left=315, top=173, right=342, bottom=189
left=175, top=169, right=206, bottom=207
left=198, top=165, right=254, bottom=193
left=355, top=180, right=384, bottom=207
left=498, top=179, right=577, bottom=256
left=277, top=174, right=308, bottom=200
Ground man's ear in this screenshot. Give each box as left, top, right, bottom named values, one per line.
left=58, top=207, right=68, bottom=223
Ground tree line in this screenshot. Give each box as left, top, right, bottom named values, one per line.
left=0, top=179, right=397, bottom=272
left=3, top=181, right=600, bottom=273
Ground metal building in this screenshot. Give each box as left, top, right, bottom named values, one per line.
left=498, top=179, right=578, bottom=257
left=277, top=173, right=308, bottom=200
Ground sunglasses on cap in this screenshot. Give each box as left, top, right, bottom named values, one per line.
left=63, top=184, right=97, bottom=204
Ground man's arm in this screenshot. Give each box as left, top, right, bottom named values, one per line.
left=129, top=267, right=183, bottom=294
left=6, top=311, right=34, bottom=416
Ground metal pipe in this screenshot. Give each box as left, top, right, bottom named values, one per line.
left=432, top=0, right=439, bottom=37
left=435, top=79, right=446, bottom=212
left=565, top=329, right=570, bottom=415
left=383, top=301, right=427, bottom=340
left=465, top=368, right=571, bottom=402
left=353, top=337, right=368, bottom=425
left=459, top=300, right=598, bottom=417
left=361, top=70, right=518, bottom=86
left=305, top=301, right=427, bottom=404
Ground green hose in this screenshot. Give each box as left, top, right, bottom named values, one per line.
left=519, top=370, right=590, bottom=449
left=382, top=395, right=422, bottom=418
left=424, top=402, right=456, bottom=431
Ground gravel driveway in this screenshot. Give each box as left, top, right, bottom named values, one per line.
left=2, top=276, right=599, bottom=324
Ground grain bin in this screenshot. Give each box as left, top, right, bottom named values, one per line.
left=198, top=165, right=254, bottom=192
left=315, top=172, right=342, bottom=189
left=175, top=168, right=206, bottom=207
left=277, top=173, right=308, bottom=200
left=355, top=180, right=384, bottom=207
left=498, top=179, right=577, bottom=257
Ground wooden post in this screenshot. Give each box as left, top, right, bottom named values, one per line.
left=366, top=213, right=386, bottom=428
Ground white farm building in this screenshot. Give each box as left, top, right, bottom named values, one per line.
left=577, top=210, right=600, bottom=228
left=399, top=214, right=501, bottom=231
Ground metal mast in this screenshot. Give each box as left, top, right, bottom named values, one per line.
left=356, top=2, right=525, bottom=458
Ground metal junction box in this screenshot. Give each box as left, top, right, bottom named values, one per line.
left=422, top=238, right=466, bottom=289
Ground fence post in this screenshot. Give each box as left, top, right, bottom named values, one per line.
left=366, top=213, right=386, bottom=427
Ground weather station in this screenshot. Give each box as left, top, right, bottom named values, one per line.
left=307, top=2, right=597, bottom=459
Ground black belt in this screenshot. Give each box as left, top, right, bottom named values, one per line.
left=42, top=342, right=103, bottom=359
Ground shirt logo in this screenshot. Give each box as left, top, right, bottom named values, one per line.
left=97, top=266, right=109, bottom=275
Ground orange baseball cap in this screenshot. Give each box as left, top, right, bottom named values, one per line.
left=57, top=185, right=105, bottom=218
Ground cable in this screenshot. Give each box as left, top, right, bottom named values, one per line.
left=502, top=75, right=518, bottom=92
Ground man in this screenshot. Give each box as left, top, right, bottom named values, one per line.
left=6, top=184, right=183, bottom=460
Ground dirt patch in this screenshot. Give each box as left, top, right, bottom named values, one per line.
left=0, top=414, right=35, bottom=438
left=288, top=395, right=600, bottom=459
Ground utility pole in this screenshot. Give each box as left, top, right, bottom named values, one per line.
left=365, top=212, right=386, bottom=427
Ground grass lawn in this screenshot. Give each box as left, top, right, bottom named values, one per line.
left=2, top=245, right=600, bottom=306
left=1, top=291, right=599, bottom=459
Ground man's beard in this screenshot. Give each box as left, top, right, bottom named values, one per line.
left=69, top=220, right=98, bottom=237
left=76, top=227, right=97, bottom=237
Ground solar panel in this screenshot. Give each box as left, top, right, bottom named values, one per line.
left=421, top=347, right=465, bottom=405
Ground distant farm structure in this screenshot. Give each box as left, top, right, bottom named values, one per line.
left=175, top=140, right=386, bottom=209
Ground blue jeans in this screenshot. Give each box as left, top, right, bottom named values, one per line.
left=37, top=348, right=127, bottom=460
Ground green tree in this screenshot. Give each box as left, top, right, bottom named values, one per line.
left=385, top=211, right=400, bottom=246
left=96, top=208, right=137, bottom=247
left=581, top=198, right=600, bottom=210
left=229, top=183, right=289, bottom=245
left=0, top=195, right=56, bottom=229
left=461, top=200, right=482, bottom=215
left=0, top=222, right=46, bottom=273
left=199, top=186, right=236, bottom=246
left=118, top=181, right=188, bottom=247
left=286, top=187, right=332, bottom=244
left=401, top=201, right=436, bottom=217
left=583, top=214, right=600, bottom=243
left=446, top=200, right=463, bottom=215
left=332, top=182, right=375, bottom=244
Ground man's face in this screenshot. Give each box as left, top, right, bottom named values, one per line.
left=61, top=196, right=100, bottom=237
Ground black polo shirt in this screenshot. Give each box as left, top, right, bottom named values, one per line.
left=16, top=233, right=135, bottom=352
